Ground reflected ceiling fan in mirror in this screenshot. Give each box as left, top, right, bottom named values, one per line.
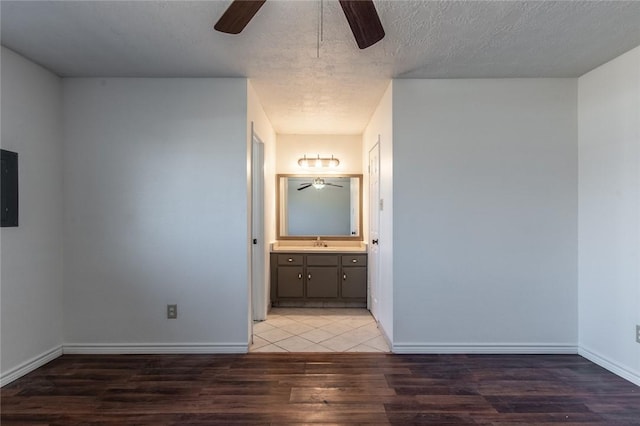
left=298, top=178, right=344, bottom=191
left=214, top=0, right=385, bottom=49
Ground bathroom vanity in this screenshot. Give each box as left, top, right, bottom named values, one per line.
left=270, top=249, right=367, bottom=307
left=271, top=173, right=367, bottom=307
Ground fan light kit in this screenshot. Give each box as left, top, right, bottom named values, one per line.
left=298, top=178, right=344, bottom=191
left=298, top=155, right=340, bottom=168
left=214, top=0, right=385, bottom=50
left=312, top=178, right=326, bottom=190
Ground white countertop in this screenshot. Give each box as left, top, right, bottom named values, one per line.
left=271, top=241, right=367, bottom=253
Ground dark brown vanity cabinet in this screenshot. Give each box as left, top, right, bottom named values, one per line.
left=271, top=252, right=367, bottom=305
left=341, top=255, right=367, bottom=299
left=274, top=255, right=304, bottom=298
left=306, top=255, right=339, bottom=298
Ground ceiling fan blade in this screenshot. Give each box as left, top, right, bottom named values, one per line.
left=297, top=184, right=312, bottom=191
left=214, top=0, right=266, bottom=34
left=338, top=0, right=385, bottom=49
left=326, top=183, right=344, bottom=188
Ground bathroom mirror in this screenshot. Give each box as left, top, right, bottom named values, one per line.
left=277, top=174, right=363, bottom=240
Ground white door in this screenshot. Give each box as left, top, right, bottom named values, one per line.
left=368, top=141, right=381, bottom=320
left=251, top=133, right=266, bottom=322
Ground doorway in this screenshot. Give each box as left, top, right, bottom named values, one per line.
left=251, top=130, right=266, bottom=322
left=368, top=140, right=380, bottom=321
left=250, top=308, right=389, bottom=352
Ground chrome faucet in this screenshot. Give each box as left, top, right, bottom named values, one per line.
left=313, top=236, right=328, bottom=247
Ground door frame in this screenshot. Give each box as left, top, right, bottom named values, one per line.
left=251, top=129, right=266, bottom=322
left=368, top=138, right=381, bottom=320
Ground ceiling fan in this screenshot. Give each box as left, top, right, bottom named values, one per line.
left=214, top=0, right=385, bottom=49
left=298, top=178, right=344, bottom=191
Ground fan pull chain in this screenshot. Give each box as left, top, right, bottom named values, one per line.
left=320, top=0, right=324, bottom=42
left=317, top=0, right=324, bottom=58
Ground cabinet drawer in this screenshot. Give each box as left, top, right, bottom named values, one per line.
left=342, top=255, right=367, bottom=266
left=277, top=254, right=303, bottom=265
left=307, top=255, right=339, bottom=266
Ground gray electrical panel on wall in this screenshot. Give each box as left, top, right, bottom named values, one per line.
left=1, top=149, right=19, bottom=227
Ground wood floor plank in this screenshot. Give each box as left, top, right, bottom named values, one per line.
left=1, top=353, right=638, bottom=425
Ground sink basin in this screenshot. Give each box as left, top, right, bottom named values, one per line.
left=271, top=241, right=367, bottom=253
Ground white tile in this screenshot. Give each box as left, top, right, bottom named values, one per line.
left=356, top=323, right=381, bottom=333
left=278, top=322, right=315, bottom=335
left=274, top=336, right=315, bottom=352
left=337, top=329, right=378, bottom=346
left=345, top=343, right=383, bottom=352
left=250, top=335, right=270, bottom=350
left=336, top=317, right=375, bottom=329
left=253, top=344, right=287, bottom=353
left=321, top=335, right=358, bottom=352
left=362, top=335, right=390, bottom=352
left=281, top=307, right=315, bottom=315
left=319, top=321, right=354, bottom=336
left=297, top=317, right=336, bottom=327
left=300, top=344, right=333, bottom=352
left=348, top=324, right=382, bottom=341
left=253, top=322, right=276, bottom=334
left=255, top=308, right=380, bottom=353
left=346, top=344, right=383, bottom=352
left=298, top=328, right=336, bottom=343
left=265, top=317, right=298, bottom=327
left=256, top=328, right=294, bottom=343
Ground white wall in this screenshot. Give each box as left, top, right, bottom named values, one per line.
left=578, top=46, right=640, bottom=385
left=247, top=81, right=276, bottom=321
left=393, top=79, right=578, bottom=353
left=363, top=82, right=394, bottom=342
left=1, top=47, right=64, bottom=384
left=62, top=78, right=250, bottom=352
left=276, top=134, right=362, bottom=174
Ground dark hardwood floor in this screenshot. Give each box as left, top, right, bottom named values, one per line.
left=1, top=353, right=638, bottom=425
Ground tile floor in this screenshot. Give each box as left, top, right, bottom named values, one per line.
left=250, top=308, right=390, bottom=353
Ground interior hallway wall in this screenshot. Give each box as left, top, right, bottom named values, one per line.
left=363, top=82, right=394, bottom=343
left=62, top=78, right=250, bottom=352
left=247, top=81, right=276, bottom=321
left=0, top=47, right=64, bottom=384
left=578, top=45, right=640, bottom=385
left=393, top=79, right=578, bottom=352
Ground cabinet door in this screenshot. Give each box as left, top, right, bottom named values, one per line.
left=277, top=266, right=304, bottom=298
left=306, top=266, right=339, bottom=298
left=341, top=267, right=367, bottom=299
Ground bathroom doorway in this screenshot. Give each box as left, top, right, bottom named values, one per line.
left=250, top=308, right=389, bottom=352
left=251, top=130, right=267, bottom=322
left=368, top=140, right=380, bottom=320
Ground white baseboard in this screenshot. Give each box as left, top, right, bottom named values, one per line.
left=579, top=345, right=640, bottom=386
left=392, top=342, right=578, bottom=354
left=62, top=342, right=248, bottom=354
left=1, top=345, right=63, bottom=387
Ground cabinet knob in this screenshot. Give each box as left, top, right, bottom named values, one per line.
left=352, top=259, right=358, bottom=263
left=343, top=273, right=347, bottom=280
left=308, top=274, right=312, bottom=280
left=298, top=273, right=302, bottom=280
left=288, top=258, right=293, bottom=262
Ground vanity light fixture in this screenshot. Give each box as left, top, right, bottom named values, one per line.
left=298, top=154, right=339, bottom=168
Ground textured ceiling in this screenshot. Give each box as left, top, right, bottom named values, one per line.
left=2, top=1, right=640, bottom=134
